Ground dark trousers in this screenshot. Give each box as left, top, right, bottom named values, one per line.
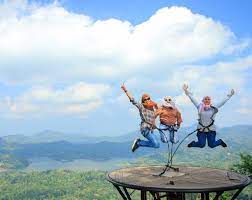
left=189, top=131, right=223, bottom=148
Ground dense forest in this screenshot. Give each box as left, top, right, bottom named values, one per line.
left=0, top=153, right=251, bottom=200
left=0, top=126, right=251, bottom=199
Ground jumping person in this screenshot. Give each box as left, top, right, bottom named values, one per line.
left=154, top=96, right=182, bottom=144
left=121, top=83, right=159, bottom=152
left=182, top=84, right=235, bottom=148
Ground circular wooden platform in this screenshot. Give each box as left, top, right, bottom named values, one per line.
left=107, top=166, right=250, bottom=193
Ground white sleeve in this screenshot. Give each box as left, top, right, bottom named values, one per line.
left=186, top=91, right=199, bottom=108
left=214, top=95, right=232, bottom=108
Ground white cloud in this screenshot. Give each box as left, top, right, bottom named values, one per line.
left=0, top=2, right=248, bottom=84
left=174, top=94, right=191, bottom=106
left=0, top=1, right=251, bottom=130
left=20, top=82, right=110, bottom=103
left=160, top=55, right=252, bottom=97
left=0, top=82, right=110, bottom=118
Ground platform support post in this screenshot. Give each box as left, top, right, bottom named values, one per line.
left=205, top=193, right=209, bottom=200
left=213, top=191, right=223, bottom=200
left=113, top=184, right=127, bottom=200
left=141, top=190, right=147, bottom=200
left=231, top=187, right=245, bottom=200
left=201, top=193, right=204, bottom=200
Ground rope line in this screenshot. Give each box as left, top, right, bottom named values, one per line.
left=158, top=128, right=198, bottom=176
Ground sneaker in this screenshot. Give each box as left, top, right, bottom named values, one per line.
left=160, top=134, right=168, bottom=143
left=220, top=140, right=227, bottom=147
left=187, top=142, right=193, bottom=148
left=132, top=138, right=140, bottom=152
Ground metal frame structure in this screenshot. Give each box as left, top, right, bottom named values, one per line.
left=107, top=166, right=251, bottom=200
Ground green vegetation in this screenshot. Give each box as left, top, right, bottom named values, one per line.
left=0, top=125, right=251, bottom=170
left=0, top=170, right=119, bottom=200
left=232, top=153, right=252, bottom=176
left=0, top=125, right=251, bottom=199
left=230, top=153, right=252, bottom=199
left=0, top=153, right=250, bottom=200
left=0, top=153, right=28, bottom=170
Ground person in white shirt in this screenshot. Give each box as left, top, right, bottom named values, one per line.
left=182, top=84, right=235, bottom=148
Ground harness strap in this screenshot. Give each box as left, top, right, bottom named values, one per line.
left=160, top=124, right=178, bottom=132
left=198, top=106, right=218, bottom=132
left=198, top=120, right=215, bottom=132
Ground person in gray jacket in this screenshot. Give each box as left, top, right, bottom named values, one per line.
left=182, top=84, right=235, bottom=148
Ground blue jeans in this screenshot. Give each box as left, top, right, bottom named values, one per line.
left=189, top=131, right=222, bottom=148
left=138, top=128, right=160, bottom=148
left=159, top=124, right=179, bottom=144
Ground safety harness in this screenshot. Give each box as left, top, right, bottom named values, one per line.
left=134, top=101, right=220, bottom=176
left=198, top=106, right=218, bottom=132
left=158, top=106, right=219, bottom=176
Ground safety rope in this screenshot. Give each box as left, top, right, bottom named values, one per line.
left=134, top=100, right=222, bottom=177
left=159, top=106, right=218, bottom=176
left=158, top=128, right=198, bottom=176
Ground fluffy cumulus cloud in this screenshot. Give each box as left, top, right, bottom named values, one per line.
left=0, top=0, right=248, bottom=84
left=0, top=0, right=251, bottom=128
left=0, top=82, right=110, bottom=118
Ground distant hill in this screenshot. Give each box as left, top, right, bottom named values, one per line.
left=3, top=125, right=251, bottom=145
left=2, top=130, right=138, bottom=144
left=13, top=140, right=157, bottom=162
left=0, top=125, right=251, bottom=169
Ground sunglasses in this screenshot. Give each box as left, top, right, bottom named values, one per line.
left=143, top=97, right=150, bottom=102
left=165, top=98, right=172, bottom=102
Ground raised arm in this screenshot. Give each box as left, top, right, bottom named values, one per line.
left=121, top=83, right=140, bottom=108
left=182, top=84, right=199, bottom=108
left=121, top=83, right=133, bottom=101
left=214, top=89, right=235, bottom=108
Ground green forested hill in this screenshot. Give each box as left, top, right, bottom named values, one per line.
left=0, top=124, right=251, bottom=200
left=0, top=170, right=119, bottom=200
left=0, top=168, right=250, bottom=200
left=0, top=125, right=251, bottom=170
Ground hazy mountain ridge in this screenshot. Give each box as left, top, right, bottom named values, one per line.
left=0, top=125, right=251, bottom=169
left=3, top=124, right=251, bottom=145
left=2, top=130, right=138, bottom=144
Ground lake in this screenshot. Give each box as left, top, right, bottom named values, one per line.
left=24, top=157, right=135, bottom=171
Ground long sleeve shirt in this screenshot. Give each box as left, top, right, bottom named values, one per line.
left=186, top=92, right=232, bottom=132
left=155, top=107, right=182, bottom=126
left=130, top=98, right=156, bottom=130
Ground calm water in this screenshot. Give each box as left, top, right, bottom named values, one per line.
left=24, top=157, right=135, bottom=172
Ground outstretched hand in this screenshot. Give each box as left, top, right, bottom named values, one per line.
left=121, top=83, right=127, bottom=92
left=229, top=89, right=235, bottom=96
left=182, top=84, right=189, bottom=93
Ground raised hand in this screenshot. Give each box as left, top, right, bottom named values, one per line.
left=229, top=89, right=235, bottom=96
left=182, top=84, right=189, bottom=93
left=121, top=83, right=127, bottom=92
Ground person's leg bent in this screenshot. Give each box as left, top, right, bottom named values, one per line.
left=207, top=131, right=223, bottom=148
left=138, top=128, right=160, bottom=148
left=188, top=131, right=206, bottom=148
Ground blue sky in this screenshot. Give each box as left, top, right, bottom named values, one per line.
left=0, top=0, right=251, bottom=136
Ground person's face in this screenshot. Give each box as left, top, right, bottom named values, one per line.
left=203, top=96, right=211, bottom=105
left=142, top=96, right=151, bottom=103
left=164, top=97, right=172, bottom=103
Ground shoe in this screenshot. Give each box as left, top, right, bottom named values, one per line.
left=187, top=143, right=193, bottom=148
left=161, top=135, right=168, bottom=143
left=132, top=138, right=140, bottom=152
left=220, top=140, right=227, bottom=147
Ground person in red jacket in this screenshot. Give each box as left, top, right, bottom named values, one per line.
left=154, top=96, right=182, bottom=143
